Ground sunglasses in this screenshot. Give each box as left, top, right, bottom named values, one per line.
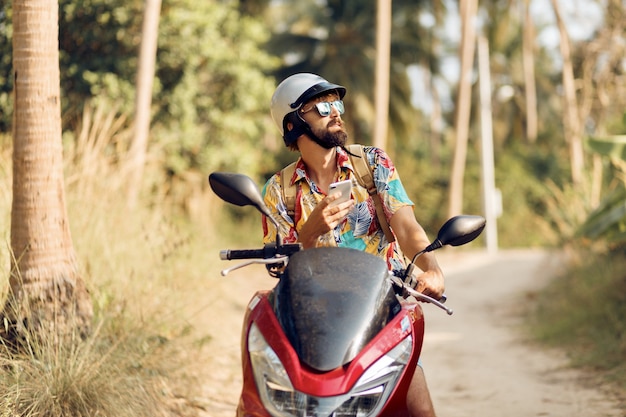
left=301, top=100, right=345, bottom=117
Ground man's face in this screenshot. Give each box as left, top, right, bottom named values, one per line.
left=300, top=92, right=348, bottom=149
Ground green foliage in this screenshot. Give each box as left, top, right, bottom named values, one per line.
left=1, top=0, right=280, bottom=180
left=528, top=249, right=626, bottom=388
left=58, top=0, right=144, bottom=123
left=495, top=141, right=574, bottom=247
left=154, top=0, right=280, bottom=176
left=528, top=123, right=626, bottom=393
left=577, top=133, right=626, bottom=246
left=578, top=186, right=626, bottom=245
left=587, top=135, right=626, bottom=161
left=0, top=5, right=13, bottom=132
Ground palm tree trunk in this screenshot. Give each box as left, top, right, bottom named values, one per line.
left=522, top=0, right=538, bottom=143
left=448, top=0, right=478, bottom=218
left=550, top=0, right=585, bottom=184
left=373, top=0, right=391, bottom=149
left=127, top=0, right=162, bottom=207
left=4, top=0, right=92, bottom=343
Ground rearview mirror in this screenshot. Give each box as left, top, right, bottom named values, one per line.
left=208, top=172, right=273, bottom=220
left=437, top=215, right=486, bottom=247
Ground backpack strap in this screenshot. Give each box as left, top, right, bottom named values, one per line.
left=347, top=144, right=396, bottom=243
left=280, top=161, right=297, bottom=218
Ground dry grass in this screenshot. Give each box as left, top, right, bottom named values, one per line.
left=0, top=101, right=223, bottom=416
left=528, top=248, right=626, bottom=392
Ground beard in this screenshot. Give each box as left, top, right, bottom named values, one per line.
left=311, top=123, right=348, bottom=149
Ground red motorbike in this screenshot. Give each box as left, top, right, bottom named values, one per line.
left=209, top=172, right=485, bottom=417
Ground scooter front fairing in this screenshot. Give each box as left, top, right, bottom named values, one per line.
left=237, top=248, right=425, bottom=417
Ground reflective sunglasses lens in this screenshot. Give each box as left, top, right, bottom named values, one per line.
left=315, top=100, right=344, bottom=117
left=333, top=100, right=345, bottom=114
left=315, top=102, right=332, bottom=117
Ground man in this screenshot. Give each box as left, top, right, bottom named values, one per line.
left=262, top=73, right=444, bottom=417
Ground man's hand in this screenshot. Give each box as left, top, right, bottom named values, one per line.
left=390, top=206, right=446, bottom=300
left=297, top=194, right=354, bottom=248
left=413, top=267, right=445, bottom=301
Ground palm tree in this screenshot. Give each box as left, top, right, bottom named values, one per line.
left=550, top=0, right=584, bottom=185
left=127, top=0, right=162, bottom=207
left=3, top=0, right=93, bottom=343
left=522, top=0, right=538, bottom=143
left=373, top=0, right=392, bottom=149
left=448, top=0, right=478, bottom=218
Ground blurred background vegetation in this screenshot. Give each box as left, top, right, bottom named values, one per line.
left=0, top=0, right=625, bottom=414
left=1, top=0, right=624, bottom=246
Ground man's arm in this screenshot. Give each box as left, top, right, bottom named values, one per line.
left=390, top=206, right=445, bottom=299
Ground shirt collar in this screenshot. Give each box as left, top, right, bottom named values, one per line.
left=292, top=146, right=355, bottom=185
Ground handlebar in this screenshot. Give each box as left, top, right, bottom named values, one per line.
left=220, top=243, right=302, bottom=261
left=219, top=243, right=303, bottom=277
left=220, top=248, right=267, bottom=260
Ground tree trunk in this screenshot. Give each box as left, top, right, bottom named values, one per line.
left=424, top=67, right=442, bottom=170
left=448, top=0, right=478, bottom=218
left=127, top=0, right=162, bottom=207
left=522, top=0, right=538, bottom=143
left=4, top=0, right=92, bottom=343
left=373, top=0, right=391, bottom=150
left=550, top=0, right=585, bottom=185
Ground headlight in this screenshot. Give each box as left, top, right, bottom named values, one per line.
left=248, top=322, right=413, bottom=417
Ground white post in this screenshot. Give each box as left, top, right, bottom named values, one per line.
left=477, top=34, right=499, bottom=253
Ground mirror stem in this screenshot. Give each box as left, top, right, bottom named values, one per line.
left=403, top=239, right=443, bottom=281
left=423, top=239, right=442, bottom=253
left=403, top=249, right=423, bottom=281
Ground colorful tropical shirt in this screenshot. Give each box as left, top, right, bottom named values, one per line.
left=261, top=146, right=414, bottom=271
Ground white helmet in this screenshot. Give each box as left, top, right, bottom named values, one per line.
left=271, top=73, right=346, bottom=146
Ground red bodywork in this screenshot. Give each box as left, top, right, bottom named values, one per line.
left=236, top=290, right=425, bottom=417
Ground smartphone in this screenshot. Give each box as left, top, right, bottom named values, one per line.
left=328, top=179, right=352, bottom=207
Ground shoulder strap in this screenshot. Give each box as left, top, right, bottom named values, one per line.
left=347, top=144, right=395, bottom=243
left=281, top=162, right=297, bottom=217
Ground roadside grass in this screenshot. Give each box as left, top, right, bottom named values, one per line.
left=0, top=102, right=225, bottom=416
left=527, top=247, right=626, bottom=392
left=0, top=315, right=179, bottom=416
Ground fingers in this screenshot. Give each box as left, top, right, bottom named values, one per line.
left=323, top=195, right=354, bottom=217
left=327, top=201, right=351, bottom=216
left=413, top=272, right=445, bottom=300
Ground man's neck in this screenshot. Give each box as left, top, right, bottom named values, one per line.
left=299, top=139, right=338, bottom=192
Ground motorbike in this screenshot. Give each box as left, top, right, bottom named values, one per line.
left=208, top=172, right=486, bottom=417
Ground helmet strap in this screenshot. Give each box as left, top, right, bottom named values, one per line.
left=283, top=112, right=323, bottom=147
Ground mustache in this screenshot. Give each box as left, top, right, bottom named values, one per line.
left=327, top=119, right=344, bottom=129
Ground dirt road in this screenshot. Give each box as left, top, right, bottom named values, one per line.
left=422, top=249, right=623, bottom=417
left=197, top=249, right=624, bottom=416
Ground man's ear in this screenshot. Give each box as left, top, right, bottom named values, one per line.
left=286, top=122, right=294, bottom=132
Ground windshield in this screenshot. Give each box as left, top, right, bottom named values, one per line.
left=273, top=247, right=401, bottom=371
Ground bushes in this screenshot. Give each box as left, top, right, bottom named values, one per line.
left=528, top=248, right=626, bottom=388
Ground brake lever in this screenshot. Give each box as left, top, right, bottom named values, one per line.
left=221, top=255, right=289, bottom=276
left=388, top=276, right=453, bottom=315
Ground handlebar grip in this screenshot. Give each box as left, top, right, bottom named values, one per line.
left=220, top=249, right=267, bottom=260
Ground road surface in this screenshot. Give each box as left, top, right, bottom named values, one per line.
left=423, top=249, right=623, bottom=417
